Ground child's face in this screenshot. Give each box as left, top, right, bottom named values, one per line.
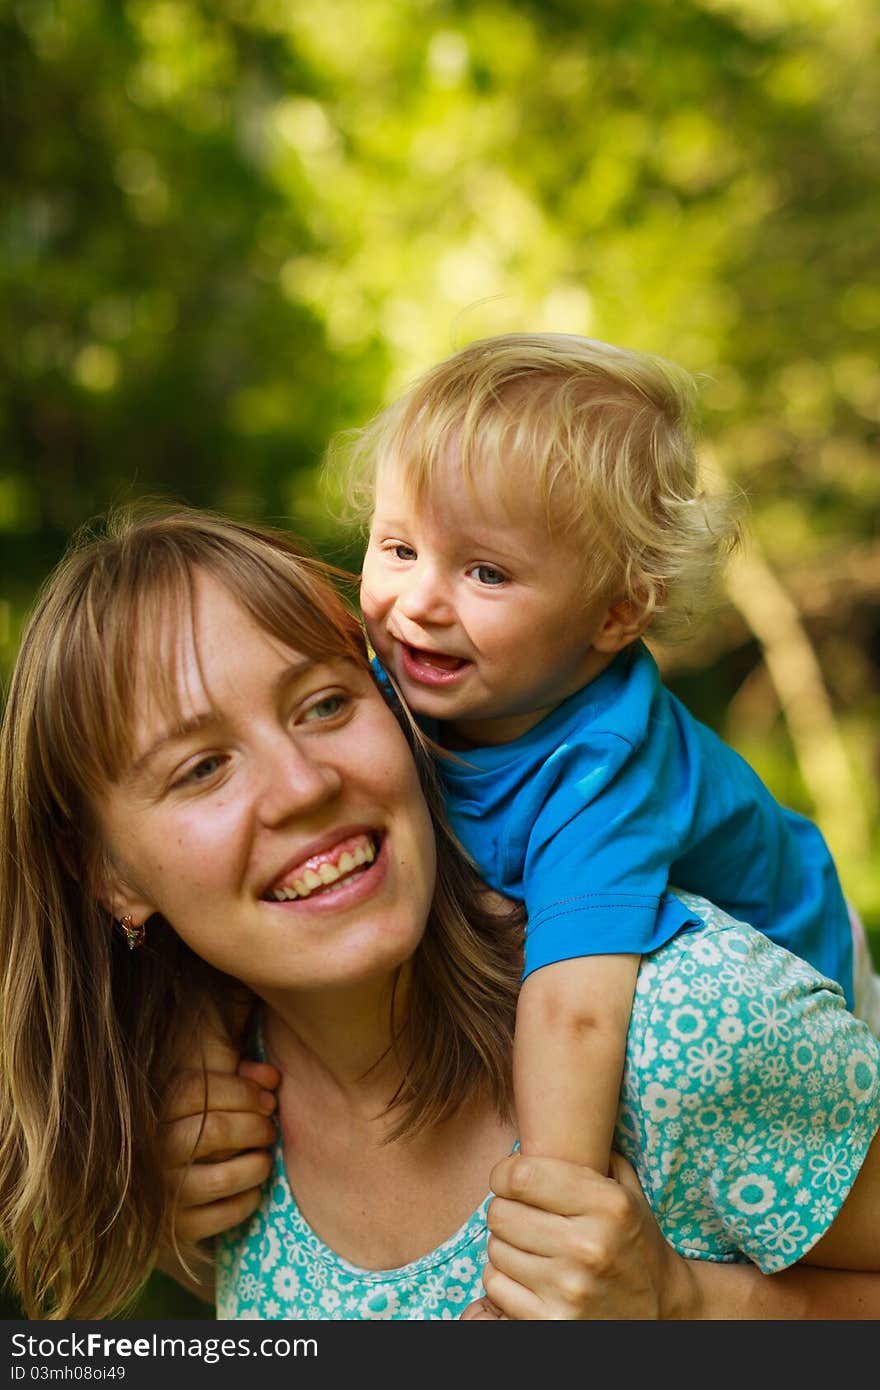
left=361, top=455, right=626, bottom=745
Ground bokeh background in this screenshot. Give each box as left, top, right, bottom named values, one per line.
left=2, top=0, right=878, bottom=1318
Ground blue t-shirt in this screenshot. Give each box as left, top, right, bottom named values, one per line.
left=419, top=644, right=853, bottom=1006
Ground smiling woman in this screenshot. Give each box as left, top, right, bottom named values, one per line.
left=2, top=505, right=880, bottom=1323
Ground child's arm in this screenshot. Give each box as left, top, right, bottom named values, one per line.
left=514, top=953, right=640, bottom=1172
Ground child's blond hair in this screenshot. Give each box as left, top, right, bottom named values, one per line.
left=332, top=332, right=742, bottom=643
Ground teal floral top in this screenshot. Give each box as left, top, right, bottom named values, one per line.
left=215, top=895, right=880, bottom=1319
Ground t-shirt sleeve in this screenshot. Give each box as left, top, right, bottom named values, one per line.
left=518, top=730, right=701, bottom=976
left=615, top=903, right=880, bottom=1273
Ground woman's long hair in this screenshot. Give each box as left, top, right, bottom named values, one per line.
left=0, top=503, right=520, bottom=1319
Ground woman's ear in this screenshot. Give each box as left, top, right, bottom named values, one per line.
left=96, top=857, right=156, bottom=930
left=592, top=599, right=652, bottom=654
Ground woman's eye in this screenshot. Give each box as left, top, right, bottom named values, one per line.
left=468, top=564, right=506, bottom=586
left=302, top=693, right=349, bottom=723
left=178, top=755, right=224, bottom=786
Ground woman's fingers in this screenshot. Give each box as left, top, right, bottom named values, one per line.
left=459, top=1296, right=507, bottom=1320
left=489, top=1152, right=609, bottom=1216
left=479, top=1152, right=669, bottom=1319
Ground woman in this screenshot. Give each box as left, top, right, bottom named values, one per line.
left=1, top=505, right=879, bottom=1321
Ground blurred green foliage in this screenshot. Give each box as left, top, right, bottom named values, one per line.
left=2, top=0, right=879, bottom=1319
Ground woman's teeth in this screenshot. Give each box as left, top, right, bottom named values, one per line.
left=266, top=839, right=376, bottom=901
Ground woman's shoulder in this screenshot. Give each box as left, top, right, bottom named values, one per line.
left=619, top=892, right=880, bottom=1273
left=637, top=891, right=850, bottom=1004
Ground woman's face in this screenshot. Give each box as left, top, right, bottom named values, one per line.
left=97, top=571, right=437, bottom=998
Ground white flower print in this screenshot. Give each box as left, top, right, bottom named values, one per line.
left=667, top=1006, right=707, bottom=1044
left=273, top=1265, right=300, bottom=1301
left=695, top=1104, right=725, bottom=1132
left=644, top=1081, right=682, bottom=1122
left=790, top=1039, right=816, bottom=1073
left=746, top=997, right=792, bottom=1047
left=691, top=939, right=722, bottom=966
left=717, top=1015, right=744, bottom=1045
left=728, top=1173, right=777, bottom=1216
left=689, top=972, right=720, bottom=1003
left=685, top=1036, right=733, bottom=1087
left=725, top=1134, right=765, bottom=1173
left=828, top=1100, right=856, bottom=1132
left=320, top=1289, right=341, bottom=1313
left=238, top=1272, right=262, bottom=1302
left=420, top=1273, right=448, bottom=1311
left=659, top=976, right=689, bottom=1006
left=718, top=962, right=758, bottom=998
left=759, top=1054, right=789, bottom=1089
left=755, top=1209, right=808, bottom=1257
left=449, top=1257, right=476, bottom=1282
left=846, top=1050, right=878, bottom=1103
left=810, top=1194, right=836, bottom=1225
left=808, top=1144, right=853, bottom=1195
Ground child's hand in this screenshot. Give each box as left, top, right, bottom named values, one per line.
left=161, top=1053, right=280, bottom=1246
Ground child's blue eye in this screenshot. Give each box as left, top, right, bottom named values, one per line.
left=469, top=564, right=505, bottom=586
left=392, top=544, right=416, bottom=561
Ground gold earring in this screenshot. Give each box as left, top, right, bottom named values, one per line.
left=120, top=914, right=146, bottom=950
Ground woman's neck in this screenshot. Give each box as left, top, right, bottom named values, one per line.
left=259, top=973, right=407, bottom=1116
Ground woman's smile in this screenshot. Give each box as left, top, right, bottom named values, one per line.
left=261, top=828, right=384, bottom=907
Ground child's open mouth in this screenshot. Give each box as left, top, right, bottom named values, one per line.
left=401, top=644, right=471, bottom=685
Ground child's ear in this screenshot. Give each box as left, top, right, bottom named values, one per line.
left=592, top=599, right=652, bottom=654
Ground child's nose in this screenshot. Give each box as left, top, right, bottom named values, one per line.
left=397, top=565, right=451, bottom=624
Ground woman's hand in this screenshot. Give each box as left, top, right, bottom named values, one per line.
left=461, top=1152, right=699, bottom=1320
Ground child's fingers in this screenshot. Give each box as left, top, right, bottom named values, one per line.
left=172, top=1180, right=269, bottom=1245
left=162, top=1101, right=276, bottom=1167
left=163, top=1068, right=278, bottom=1126
left=169, top=1148, right=273, bottom=1218
left=237, top=1060, right=281, bottom=1089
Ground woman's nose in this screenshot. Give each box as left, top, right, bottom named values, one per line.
left=257, top=739, right=342, bottom=827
